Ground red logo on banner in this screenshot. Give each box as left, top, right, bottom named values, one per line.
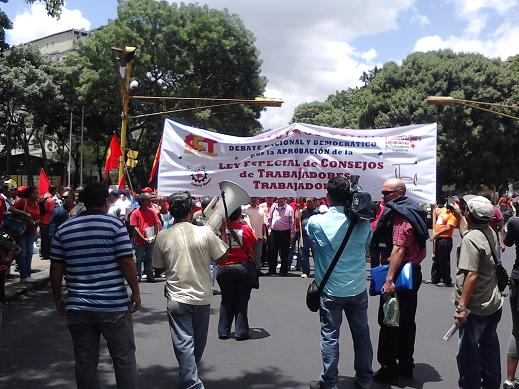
left=185, top=134, right=217, bottom=156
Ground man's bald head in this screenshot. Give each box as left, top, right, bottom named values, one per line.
left=381, top=178, right=406, bottom=203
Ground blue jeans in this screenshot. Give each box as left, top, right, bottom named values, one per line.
left=167, top=299, right=210, bottom=389
left=319, top=290, right=373, bottom=389
left=457, top=308, right=502, bottom=389
left=17, top=232, right=36, bottom=279
left=134, top=243, right=154, bottom=280
left=299, top=236, right=313, bottom=275
left=67, top=310, right=137, bottom=389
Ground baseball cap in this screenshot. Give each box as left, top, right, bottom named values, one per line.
left=142, top=187, right=153, bottom=193
left=169, top=191, right=193, bottom=212
left=463, top=195, right=493, bottom=222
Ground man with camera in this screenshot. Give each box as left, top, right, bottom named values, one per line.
left=371, top=178, right=428, bottom=385
left=152, top=191, right=229, bottom=389
left=306, top=176, right=373, bottom=389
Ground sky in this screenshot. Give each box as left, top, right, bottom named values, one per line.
left=3, top=0, right=519, bottom=130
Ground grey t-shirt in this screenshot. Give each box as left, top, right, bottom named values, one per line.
left=454, top=226, right=504, bottom=316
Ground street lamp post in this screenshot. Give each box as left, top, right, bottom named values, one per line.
left=426, top=96, right=519, bottom=121
left=112, top=46, right=284, bottom=184
left=112, top=46, right=136, bottom=184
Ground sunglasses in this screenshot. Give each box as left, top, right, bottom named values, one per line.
left=381, top=190, right=399, bottom=197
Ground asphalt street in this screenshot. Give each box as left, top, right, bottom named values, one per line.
left=0, top=231, right=516, bottom=389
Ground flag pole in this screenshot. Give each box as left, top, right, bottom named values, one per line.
left=80, top=106, right=84, bottom=187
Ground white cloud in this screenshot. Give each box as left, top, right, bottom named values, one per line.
left=168, top=0, right=415, bottom=128
left=6, top=3, right=91, bottom=45
left=453, top=0, right=517, bottom=16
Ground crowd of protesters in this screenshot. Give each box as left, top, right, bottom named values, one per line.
left=3, top=175, right=519, bottom=389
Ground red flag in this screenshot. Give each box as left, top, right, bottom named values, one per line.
left=118, top=174, right=126, bottom=190
left=105, top=132, right=123, bottom=180
left=148, top=137, right=162, bottom=185
left=38, top=168, right=51, bottom=198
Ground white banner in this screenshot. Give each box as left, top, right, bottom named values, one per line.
left=158, top=119, right=437, bottom=204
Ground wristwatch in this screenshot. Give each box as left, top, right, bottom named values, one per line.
left=456, top=306, right=468, bottom=313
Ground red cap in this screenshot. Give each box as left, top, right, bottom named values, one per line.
left=142, top=187, right=153, bottom=193
left=18, top=185, right=28, bottom=195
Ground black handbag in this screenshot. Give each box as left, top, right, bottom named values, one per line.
left=306, top=213, right=358, bottom=312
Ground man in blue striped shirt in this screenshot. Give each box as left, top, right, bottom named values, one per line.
left=50, top=182, right=141, bottom=389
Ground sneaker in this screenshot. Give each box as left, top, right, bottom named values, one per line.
left=141, top=274, right=147, bottom=280
left=301, top=273, right=308, bottom=278
left=290, top=265, right=296, bottom=271
left=436, top=282, right=446, bottom=287
left=160, top=273, right=166, bottom=278
left=423, top=279, right=438, bottom=284
left=503, top=379, right=519, bottom=389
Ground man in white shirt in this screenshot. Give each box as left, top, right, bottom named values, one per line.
left=153, top=191, right=228, bottom=389
left=243, top=197, right=266, bottom=269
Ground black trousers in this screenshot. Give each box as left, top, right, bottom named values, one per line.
left=217, top=276, right=252, bottom=338
left=40, top=223, right=51, bottom=259
left=431, top=237, right=453, bottom=284
left=377, top=264, right=422, bottom=372
left=268, top=229, right=291, bottom=274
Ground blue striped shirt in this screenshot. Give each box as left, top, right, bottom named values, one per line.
left=51, top=211, right=134, bottom=312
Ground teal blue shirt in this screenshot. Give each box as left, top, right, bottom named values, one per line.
left=306, top=206, right=371, bottom=297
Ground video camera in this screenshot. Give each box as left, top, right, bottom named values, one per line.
left=347, top=175, right=374, bottom=220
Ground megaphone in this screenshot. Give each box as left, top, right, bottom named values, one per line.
left=204, top=181, right=251, bottom=234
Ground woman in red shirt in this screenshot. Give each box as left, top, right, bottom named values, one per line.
left=10, top=186, right=40, bottom=282
left=216, top=207, right=258, bottom=340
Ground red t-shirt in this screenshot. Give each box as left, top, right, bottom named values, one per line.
left=224, top=222, right=258, bottom=265
left=129, top=206, right=161, bottom=246
left=13, top=198, right=40, bottom=234
left=40, top=195, right=56, bottom=225
left=488, top=207, right=503, bottom=234
left=0, top=196, right=6, bottom=227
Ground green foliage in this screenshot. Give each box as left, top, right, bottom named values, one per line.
left=291, top=50, right=519, bottom=191
left=77, top=0, right=267, bottom=184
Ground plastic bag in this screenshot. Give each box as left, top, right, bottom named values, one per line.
left=383, top=297, right=399, bottom=327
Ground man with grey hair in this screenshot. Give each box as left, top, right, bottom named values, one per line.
left=371, top=178, right=429, bottom=385
left=454, top=195, right=504, bottom=389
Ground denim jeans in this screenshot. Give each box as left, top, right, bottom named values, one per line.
left=134, top=242, right=154, bottom=280
left=319, top=290, right=373, bottom=389
left=167, top=299, right=210, bottom=389
left=17, top=232, right=36, bottom=279
left=287, top=234, right=299, bottom=269
left=299, top=236, right=313, bottom=275
left=39, top=223, right=51, bottom=259
left=67, top=310, right=137, bottom=389
left=457, top=308, right=502, bottom=389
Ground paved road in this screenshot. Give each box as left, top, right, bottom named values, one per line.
left=0, top=232, right=515, bottom=389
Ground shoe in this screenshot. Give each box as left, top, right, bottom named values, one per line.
left=146, top=277, right=156, bottom=283
left=436, top=282, right=446, bottom=287
left=279, top=272, right=288, bottom=277
left=141, top=274, right=148, bottom=280
left=160, top=273, right=166, bottom=278
left=373, top=367, right=399, bottom=385
left=218, top=335, right=230, bottom=340
left=399, top=366, right=414, bottom=379
left=503, top=379, right=519, bottom=389
left=423, top=279, right=438, bottom=284
left=235, top=335, right=250, bottom=341
left=301, top=273, right=308, bottom=278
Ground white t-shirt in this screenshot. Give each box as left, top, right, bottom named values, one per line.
left=153, top=222, right=228, bottom=305
left=243, top=206, right=265, bottom=239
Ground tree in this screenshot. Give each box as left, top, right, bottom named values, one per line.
left=291, top=50, right=519, bottom=192
left=0, top=45, right=62, bottom=184
left=77, top=0, right=267, bottom=185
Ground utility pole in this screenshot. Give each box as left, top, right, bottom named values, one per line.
left=111, top=46, right=136, bottom=184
